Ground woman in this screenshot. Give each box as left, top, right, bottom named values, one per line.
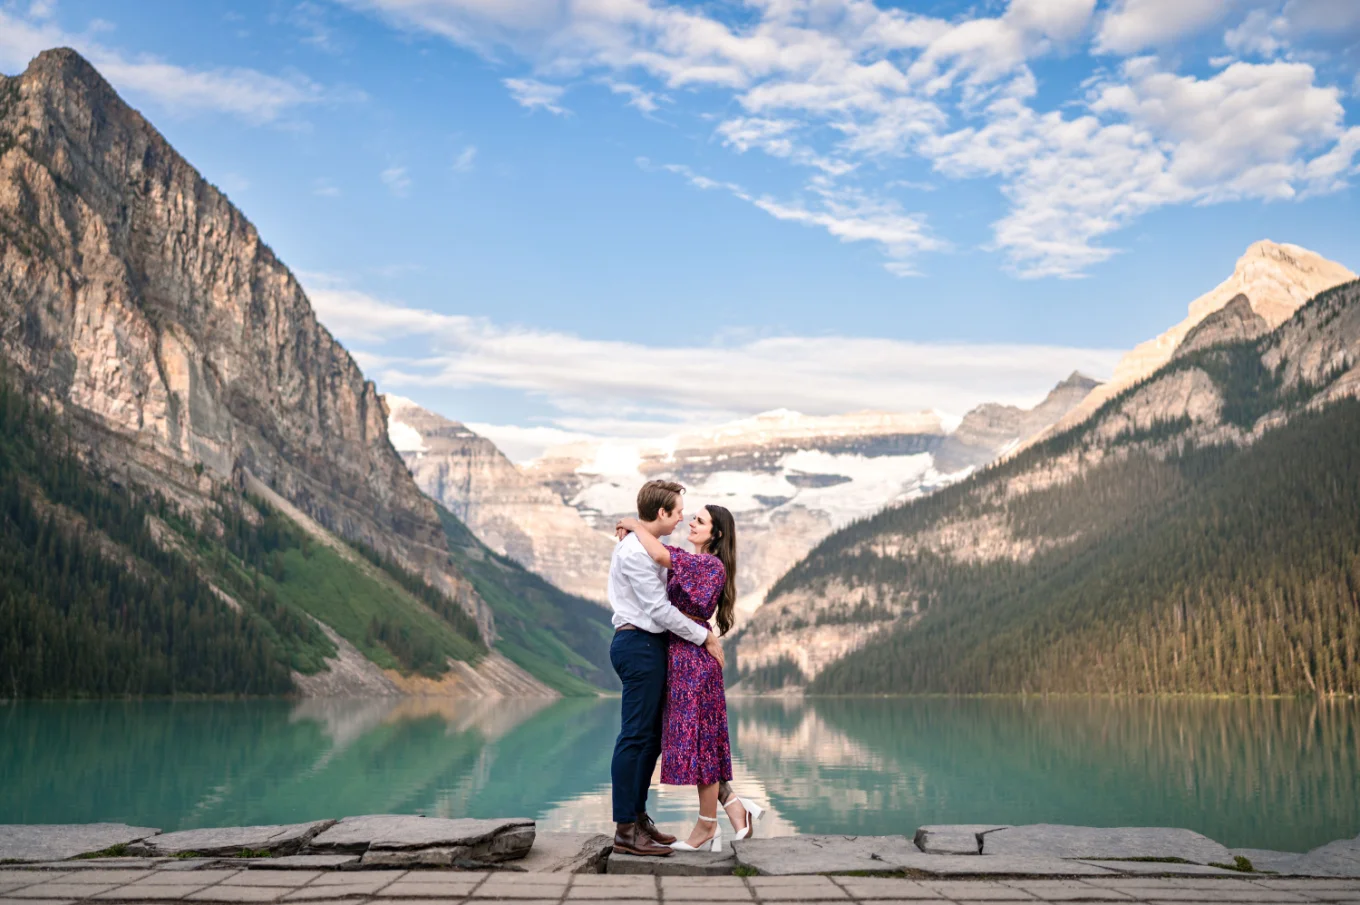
left=616, top=503, right=764, bottom=852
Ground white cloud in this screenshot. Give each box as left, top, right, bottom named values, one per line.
left=341, top=0, right=1360, bottom=279
left=452, top=145, right=477, bottom=172
left=306, top=281, right=1124, bottom=436
left=503, top=77, right=568, bottom=114
left=462, top=422, right=596, bottom=462
left=1094, top=0, right=1235, bottom=55
left=0, top=9, right=336, bottom=123
left=313, top=179, right=341, bottom=197
left=604, top=79, right=662, bottom=114
left=381, top=165, right=412, bottom=196
left=659, top=163, right=941, bottom=275
left=922, top=57, right=1358, bottom=276
left=1225, top=0, right=1360, bottom=58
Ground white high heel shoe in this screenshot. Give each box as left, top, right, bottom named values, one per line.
left=670, top=814, right=723, bottom=853
left=724, top=796, right=766, bottom=841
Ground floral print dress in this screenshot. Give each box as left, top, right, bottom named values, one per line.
left=659, top=545, right=733, bottom=786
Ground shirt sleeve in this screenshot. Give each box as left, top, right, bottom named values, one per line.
left=618, top=546, right=709, bottom=646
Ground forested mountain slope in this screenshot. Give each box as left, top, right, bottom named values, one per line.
left=0, top=48, right=611, bottom=697
left=0, top=375, right=486, bottom=697
left=439, top=509, right=617, bottom=695
left=751, top=279, right=1360, bottom=695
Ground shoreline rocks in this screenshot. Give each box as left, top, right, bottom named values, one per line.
left=1, top=820, right=1357, bottom=879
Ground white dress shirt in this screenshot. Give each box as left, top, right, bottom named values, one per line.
left=608, top=532, right=709, bottom=646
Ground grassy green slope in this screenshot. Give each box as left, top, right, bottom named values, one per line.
left=0, top=373, right=489, bottom=697
left=183, top=503, right=486, bottom=678
left=437, top=506, right=617, bottom=695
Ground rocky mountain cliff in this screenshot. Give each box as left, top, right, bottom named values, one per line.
left=0, top=48, right=564, bottom=696
left=1033, top=241, right=1355, bottom=446
left=747, top=252, right=1360, bottom=694
left=385, top=396, right=614, bottom=604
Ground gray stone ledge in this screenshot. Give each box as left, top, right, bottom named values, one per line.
left=308, top=817, right=533, bottom=858
left=514, top=834, right=611, bottom=874
left=913, top=826, right=1009, bottom=856
left=0, top=825, right=160, bottom=863
left=608, top=848, right=736, bottom=876
left=131, top=823, right=336, bottom=858
left=1075, top=860, right=1240, bottom=876
left=234, top=856, right=359, bottom=871
left=982, top=825, right=1233, bottom=865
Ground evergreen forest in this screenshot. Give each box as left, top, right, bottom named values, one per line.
left=806, top=397, right=1360, bottom=695
left=0, top=375, right=612, bottom=697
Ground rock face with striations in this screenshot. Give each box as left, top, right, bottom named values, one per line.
left=1174, top=294, right=1270, bottom=358
left=1036, top=240, right=1355, bottom=444
left=386, top=396, right=614, bottom=604
left=0, top=48, right=493, bottom=639
left=934, top=372, right=1099, bottom=473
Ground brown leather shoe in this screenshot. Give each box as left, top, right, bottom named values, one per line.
left=614, top=821, right=673, bottom=857
left=637, top=812, right=676, bottom=845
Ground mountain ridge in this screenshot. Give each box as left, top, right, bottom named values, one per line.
left=753, top=271, right=1360, bottom=694
left=1031, top=240, right=1356, bottom=447
left=0, top=47, right=608, bottom=697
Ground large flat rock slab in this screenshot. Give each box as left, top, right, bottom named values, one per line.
left=0, top=824, right=160, bottom=862
left=607, top=848, right=736, bottom=876
left=308, top=815, right=534, bottom=867
left=732, top=836, right=1120, bottom=877
left=130, top=821, right=335, bottom=857
left=1077, top=860, right=1241, bottom=876
left=733, top=835, right=926, bottom=875
left=1291, top=836, right=1360, bottom=877
left=914, top=855, right=1117, bottom=877
left=236, top=854, right=360, bottom=870
left=982, top=825, right=1232, bottom=864
left=516, top=833, right=611, bottom=874
left=914, top=825, right=1008, bottom=855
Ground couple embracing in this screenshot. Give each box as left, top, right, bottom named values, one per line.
left=608, top=480, right=764, bottom=857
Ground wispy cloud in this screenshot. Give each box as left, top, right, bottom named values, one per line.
left=503, top=77, right=568, bottom=115
left=0, top=8, right=344, bottom=123
left=381, top=165, right=412, bottom=196
left=452, top=145, right=477, bottom=172
left=306, top=279, right=1123, bottom=448
left=655, top=162, right=941, bottom=276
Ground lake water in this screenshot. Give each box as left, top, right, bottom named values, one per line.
left=2, top=697, right=1357, bottom=853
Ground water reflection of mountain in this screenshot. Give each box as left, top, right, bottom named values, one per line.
left=3, top=698, right=1356, bottom=852
left=730, top=698, right=1360, bottom=852
left=0, top=699, right=616, bottom=831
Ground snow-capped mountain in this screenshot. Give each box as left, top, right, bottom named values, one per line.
left=523, top=380, right=1097, bottom=614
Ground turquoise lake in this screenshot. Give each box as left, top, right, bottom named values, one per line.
left=2, top=697, right=1356, bottom=852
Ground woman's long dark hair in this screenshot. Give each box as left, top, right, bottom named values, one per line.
left=701, top=504, right=737, bottom=636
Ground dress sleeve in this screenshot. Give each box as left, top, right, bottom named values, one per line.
left=665, top=546, right=725, bottom=620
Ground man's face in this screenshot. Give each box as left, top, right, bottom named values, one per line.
left=659, top=501, right=684, bottom=536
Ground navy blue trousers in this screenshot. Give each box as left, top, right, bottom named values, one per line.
left=610, top=628, right=669, bottom=824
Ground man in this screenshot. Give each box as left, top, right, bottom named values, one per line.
left=609, top=479, right=726, bottom=857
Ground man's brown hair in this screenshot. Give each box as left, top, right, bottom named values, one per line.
left=637, top=480, right=685, bottom=522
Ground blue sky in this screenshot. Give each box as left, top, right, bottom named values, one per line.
left=2, top=0, right=1357, bottom=458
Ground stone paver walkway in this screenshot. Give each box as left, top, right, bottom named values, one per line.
left=1, top=869, right=1357, bottom=905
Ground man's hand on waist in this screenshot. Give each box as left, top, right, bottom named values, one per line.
left=703, top=631, right=726, bottom=670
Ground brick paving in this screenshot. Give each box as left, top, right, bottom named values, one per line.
left=0, top=870, right=1357, bottom=905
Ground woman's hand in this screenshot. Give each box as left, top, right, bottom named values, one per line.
left=615, top=517, right=642, bottom=539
